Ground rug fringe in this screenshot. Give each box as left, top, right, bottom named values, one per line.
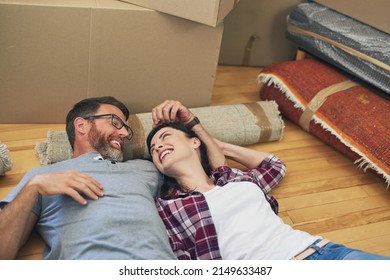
left=258, top=73, right=390, bottom=187
left=0, top=142, right=12, bottom=175
left=258, top=74, right=305, bottom=111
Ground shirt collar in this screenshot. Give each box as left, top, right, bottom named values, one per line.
left=93, top=154, right=104, bottom=161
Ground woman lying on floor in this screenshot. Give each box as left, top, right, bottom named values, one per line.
left=146, top=100, right=390, bottom=260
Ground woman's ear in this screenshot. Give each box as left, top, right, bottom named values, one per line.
left=193, top=137, right=201, bottom=149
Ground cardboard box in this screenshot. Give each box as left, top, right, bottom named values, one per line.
left=0, top=0, right=223, bottom=123
left=119, top=0, right=239, bottom=27
left=219, top=0, right=302, bottom=67
left=311, top=0, right=390, bottom=33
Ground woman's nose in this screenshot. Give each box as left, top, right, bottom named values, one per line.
left=153, top=143, right=163, bottom=152
left=156, top=144, right=163, bottom=150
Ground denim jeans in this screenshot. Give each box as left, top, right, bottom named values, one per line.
left=304, top=239, right=390, bottom=260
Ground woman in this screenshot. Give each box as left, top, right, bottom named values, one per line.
left=147, top=100, right=389, bottom=260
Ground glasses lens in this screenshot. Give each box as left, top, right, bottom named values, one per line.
left=111, top=115, right=123, bottom=130
left=126, top=126, right=133, bottom=140
left=111, top=115, right=133, bottom=140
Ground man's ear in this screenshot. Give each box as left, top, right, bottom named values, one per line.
left=74, top=117, right=88, bottom=135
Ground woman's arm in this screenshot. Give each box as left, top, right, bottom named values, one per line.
left=213, top=138, right=271, bottom=169
left=191, top=122, right=227, bottom=169
left=212, top=139, right=287, bottom=193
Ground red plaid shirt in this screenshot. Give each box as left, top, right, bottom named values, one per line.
left=155, top=155, right=286, bottom=260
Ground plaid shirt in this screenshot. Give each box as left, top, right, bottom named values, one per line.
left=155, top=155, right=286, bottom=260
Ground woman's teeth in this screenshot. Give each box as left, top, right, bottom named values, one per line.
left=160, top=149, right=172, bottom=161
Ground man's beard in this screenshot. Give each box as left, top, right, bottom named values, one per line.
left=88, top=123, right=124, bottom=161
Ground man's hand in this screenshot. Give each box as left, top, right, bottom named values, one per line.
left=151, top=100, right=195, bottom=128
left=28, top=171, right=103, bottom=205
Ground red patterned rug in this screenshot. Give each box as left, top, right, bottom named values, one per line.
left=258, top=58, right=390, bottom=185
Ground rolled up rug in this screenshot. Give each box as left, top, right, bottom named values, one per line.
left=0, top=142, right=12, bottom=176
left=258, top=58, right=390, bottom=185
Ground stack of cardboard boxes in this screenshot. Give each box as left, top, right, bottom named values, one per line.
left=0, top=0, right=239, bottom=123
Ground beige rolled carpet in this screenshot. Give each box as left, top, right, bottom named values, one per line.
left=35, top=101, right=284, bottom=165
left=0, top=142, right=12, bottom=176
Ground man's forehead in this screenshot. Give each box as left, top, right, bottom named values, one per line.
left=97, top=104, right=125, bottom=118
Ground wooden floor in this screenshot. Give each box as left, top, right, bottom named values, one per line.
left=1, top=65, right=390, bottom=259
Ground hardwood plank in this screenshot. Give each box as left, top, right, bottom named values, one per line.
left=288, top=195, right=390, bottom=223
left=0, top=124, right=64, bottom=142
left=381, top=249, right=390, bottom=256
left=0, top=174, right=24, bottom=190
left=273, top=175, right=384, bottom=198
left=0, top=186, right=14, bottom=200
left=279, top=165, right=371, bottom=188
left=322, top=220, right=390, bottom=244
left=342, top=235, right=390, bottom=256
left=16, top=231, right=45, bottom=257
left=361, top=183, right=390, bottom=196
left=292, top=207, right=390, bottom=235
left=278, top=187, right=368, bottom=212
left=6, top=150, right=41, bottom=174
left=15, top=253, right=43, bottom=260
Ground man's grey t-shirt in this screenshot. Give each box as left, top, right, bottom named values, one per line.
left=2, top=152, right=175, bottom=260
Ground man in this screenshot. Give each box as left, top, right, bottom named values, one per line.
left=0, top=96, right=175, bottom=260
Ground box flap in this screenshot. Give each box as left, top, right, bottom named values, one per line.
left=118, top=0, right=239, bottom=26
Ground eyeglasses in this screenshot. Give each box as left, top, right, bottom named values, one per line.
left=83, top=114, right=133, bottom=140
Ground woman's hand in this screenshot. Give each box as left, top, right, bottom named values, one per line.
left=151, top=100, right=195, bottom=128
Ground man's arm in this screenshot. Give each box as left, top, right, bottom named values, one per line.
left=0, top=170, right=104, bottom=259
left=0, top=184, right=39, bottom=259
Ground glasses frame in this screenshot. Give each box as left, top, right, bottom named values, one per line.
left=83, top=113, right=133, bottom=140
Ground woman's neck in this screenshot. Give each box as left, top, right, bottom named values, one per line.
left=176, top=167, right=215, bottom=193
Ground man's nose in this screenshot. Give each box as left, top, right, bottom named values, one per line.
left=119, top=126, right=129, bottom=138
